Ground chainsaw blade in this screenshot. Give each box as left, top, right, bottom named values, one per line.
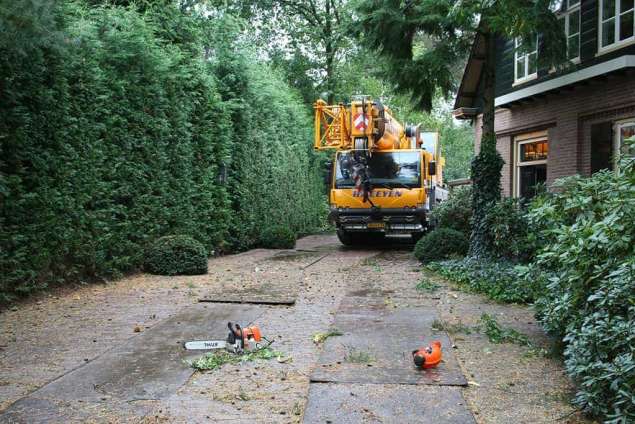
left=184, top=340, right=227, bottom=350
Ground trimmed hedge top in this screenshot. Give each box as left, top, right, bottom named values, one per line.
left=144, top=235, right=208, bottom=276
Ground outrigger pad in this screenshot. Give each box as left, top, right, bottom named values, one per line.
left=304, top=383, right=476, bottom=424
left=310, top=296, right=467, bottom=386
left=0, top=304, right=262, bottom=423
left=199, top=291, right=296, bottom=306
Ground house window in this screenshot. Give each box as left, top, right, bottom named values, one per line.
left=600, top=0, right=635, bottom=50
left=514, top=36, right=538, bottom=83
left=559, top=0, right=581, bottom=60
left=514, top=136, right=548, bottom=199
left=614, top=119, right=635, bottom=168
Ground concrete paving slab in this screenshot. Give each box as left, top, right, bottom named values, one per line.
left=0, top=303, right=262, bottom=423
left=198, top=251, right=311, bottom=305
left=310, top=296, right=467, bottom=386
left=303, top=383, right=476, bottom=424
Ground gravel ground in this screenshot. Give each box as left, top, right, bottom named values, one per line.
left=0, top=235, right=594, bottom=423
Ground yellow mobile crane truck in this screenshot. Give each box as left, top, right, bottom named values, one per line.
left=314, top=96, right=446, bottom=245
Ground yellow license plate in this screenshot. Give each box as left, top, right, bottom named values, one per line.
left=367, top=222, right=385, bottom=229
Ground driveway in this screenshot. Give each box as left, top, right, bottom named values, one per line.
left=0, top=235, right=588, bottom=423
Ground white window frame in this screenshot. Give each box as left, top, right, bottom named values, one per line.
left=514, top=36, right=538, bottom=85
left=599, top=0, right=635, bottom=54
left=560, top=0, right=581, bottom=62
left=513, top=135, right=548, bottom=198
left=613, top=118, right=635, bottom=169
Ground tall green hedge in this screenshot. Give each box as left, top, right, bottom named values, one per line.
left=0, top=1, right=325, bottom=301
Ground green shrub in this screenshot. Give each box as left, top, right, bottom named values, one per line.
left=427, top=258, right=537, bottom=303
left=259, top=226, right=296, bottom=249
left=431, top=185, right=472, bottom=236
left=483, top=198, right=533, bottom=261
left=525, top=144, right=635, bottom=421
left=0, top=3, right=325, bottom=301
left=144, top=235, right=208, bottom=276
left=414, top=228, right=468, bottom=263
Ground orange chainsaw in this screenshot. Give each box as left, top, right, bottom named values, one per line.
left=412, top=341, right=442, bottom=369
left=184, top=322, right=264, bottom=353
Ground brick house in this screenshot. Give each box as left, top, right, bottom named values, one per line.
left=453, top=0, right=635, bottom=198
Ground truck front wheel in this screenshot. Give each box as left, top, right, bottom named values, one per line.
left=336, top=229, right=354, bottom=246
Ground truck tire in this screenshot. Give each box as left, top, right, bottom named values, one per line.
left=336, top=229, right=354, bottom=246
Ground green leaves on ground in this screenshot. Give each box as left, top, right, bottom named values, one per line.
left=415, top=279, right=440, bottom=293
left=344, top=348, right=374, bottom=364
left=189, top=347, right=282, bottom=371
left=479, top=313, right=531, bottom=347
left=312, top=329, right=343, bottom=345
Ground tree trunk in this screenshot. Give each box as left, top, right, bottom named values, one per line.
left=481, top=31, right=496, bottom=152
left=468, top=30, right=504, bottom=258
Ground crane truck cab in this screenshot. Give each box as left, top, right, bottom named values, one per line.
left=314, top=97, right=445, bottom=245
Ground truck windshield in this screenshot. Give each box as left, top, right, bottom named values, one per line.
left=335, top=151, right=421, bottom=189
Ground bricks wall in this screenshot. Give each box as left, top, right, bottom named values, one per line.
left=473, top=72, right=635, bottom=196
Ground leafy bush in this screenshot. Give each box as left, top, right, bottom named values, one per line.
left=483, top=198, right=533, bottom=261
left=144, top=236, right=208, bottom=276
left=259, top=226, right=296, bottom=249
left=414, top=228, right=468, bottom=263
left=427, top=258, right=537, bottom=303
left=431, top=185, right=472, bottom=235
left=526, top=145, right=635, bottom=421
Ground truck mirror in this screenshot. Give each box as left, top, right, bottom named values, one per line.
left=428, top=161, right=437, bottom=176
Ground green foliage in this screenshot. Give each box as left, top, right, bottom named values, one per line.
left=188, top=347, right=281, bottom=371
left=344, top=348, right=374, bottom=364
left=479, top=313, right=531, bottom=346
left=415, top=278, right=440, bottom=293
left=469, top=137, right=504, bottom=257
left=354, top=0, right=566, bottom=110
left=525, top=148, right=635, bottom=420
left=259, top=226, right=296, bottom=249
left=483, top=197, right=533, bottom=261
left=427, top=258, right=537, bottom=304
left=312, top=329, right=343, bottom=345
left=432, top=185, right=472, bottom=236
left=0, top=1, right=325, bottom=301
left=413, top=228, right=468, bottom=263
left=143, top=235, right=207, bottom=276
left=431, top=319, right=473, bottom=335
